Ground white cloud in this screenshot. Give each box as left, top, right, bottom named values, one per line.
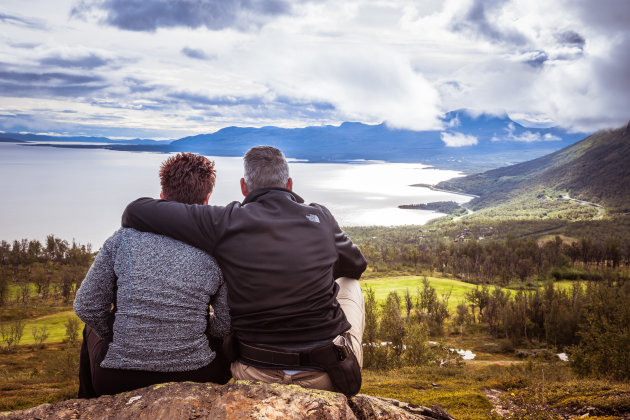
left=543, top=133, right=560, bottom=141
left=440, top=131, right=478, bottom=147
left=506, top=127, right=542, bottom=142
left=265, top=46, right=443, bottom=130
left=492, top=122, right=562, bottom=142
left=0, top=0, right=629, bottom=136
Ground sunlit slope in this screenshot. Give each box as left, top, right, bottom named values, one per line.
left=438, top=122, right=630, bottom=210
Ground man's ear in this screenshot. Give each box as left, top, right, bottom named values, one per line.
left=240, top=178, right=248, bottom=197
left=160, top=191, right=165, bottom=200
left=286, top=177, right=293, bottom=191
left=203, top=191, right=212, bottom=205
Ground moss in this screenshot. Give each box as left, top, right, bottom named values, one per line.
left=262, top=382, right=341, bottom=403
left=555, top=393, right=630, bottom=414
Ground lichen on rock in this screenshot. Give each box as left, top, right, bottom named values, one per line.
left=2, top=381, right=455, bottom=420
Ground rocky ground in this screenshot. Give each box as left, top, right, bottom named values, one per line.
left=2, top=381, right=456, bottom=420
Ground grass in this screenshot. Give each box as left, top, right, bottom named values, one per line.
left=360, top=275, right=579, bottom=311
left=361, top=365, right=494, bottom=420
left=360, top=275, right=478, bottom=310
left=1, top=276, right=628, bottom=418
left=361, top=361, right=630, bottom=419
left=20, top=311, right=83, bottom=345
left=0, top=304, right=71, bottom=323
left=1, top=303, right=82, bottom=345
left=4, top=335, right=627, bottom=418
left=0, top=343, right=80, bottom=412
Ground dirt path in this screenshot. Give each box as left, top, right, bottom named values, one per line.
left=465, top=360, right=525, bottom=366
left=561, top=195, right=604, bottom=220
left=453, top=206, right=474, bottom=222
left=517, top=224, right=565, bottom=238
left=483, top=388, right=518, bottom=418
left=31, top=309, right=75, bottom=321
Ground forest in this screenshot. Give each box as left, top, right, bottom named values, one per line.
left=0, top=236, right=92, bottom=351
left=0, top=236, right=92, bottom=309
left=348, top=224, right=630, bottom=280
left=361, top=276, right=629, bottom=380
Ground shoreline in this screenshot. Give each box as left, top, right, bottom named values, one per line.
left=409, top=183, right=479, bottom=198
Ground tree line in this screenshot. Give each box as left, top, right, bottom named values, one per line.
left=0, top=235, right=94, bottom=309
left=357, top=234, right=629, bottom=283
left=0, top=235, right=93, bottom=266
left=362, top=273, right=630, bottom=380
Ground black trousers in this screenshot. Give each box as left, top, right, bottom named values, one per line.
left=78, top=325, right=232, bottom=398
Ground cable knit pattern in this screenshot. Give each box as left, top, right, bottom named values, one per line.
left=74, top=228, right=230, bottom=372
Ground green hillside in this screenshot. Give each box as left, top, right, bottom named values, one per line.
left=438, top=122, right=630, bottom=213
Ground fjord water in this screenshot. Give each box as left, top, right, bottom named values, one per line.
left=0, top=143, right=470, bottom=248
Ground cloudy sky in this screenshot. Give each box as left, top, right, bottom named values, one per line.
left=1, top=0, right=629, bottom=139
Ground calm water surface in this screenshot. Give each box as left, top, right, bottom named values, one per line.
left=0, top=143, right=470, bottom=248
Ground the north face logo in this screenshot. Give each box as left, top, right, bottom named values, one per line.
left=306, top=214, right=320, bottom=223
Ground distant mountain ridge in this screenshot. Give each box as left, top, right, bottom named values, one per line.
left=1, top=110, right=590, bottom=172
left=438, top=121, right=630, bottom=210
left=0, top=133, right=165, bottom=145
left=167, top=110, right=588, bottom=171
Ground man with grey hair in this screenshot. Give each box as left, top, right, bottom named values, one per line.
left=241, top=145, right=291, bottom=193
left=122, top=145, right=367, bottom=395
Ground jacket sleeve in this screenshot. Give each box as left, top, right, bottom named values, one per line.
left=317, top=205, right=367, bottom=279
left=121, top=197, right=228, bottom=254
left=73, top=233, right=118, bottom=338
left=333, top=227, right=368, bottom=279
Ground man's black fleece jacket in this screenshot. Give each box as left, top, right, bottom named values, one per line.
left=122, top=188, right=367, bottom=346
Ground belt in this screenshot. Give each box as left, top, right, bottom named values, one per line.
left=238, top=336, right=350, bottom=369
left=238, top=341, right=316, bottom=367
left=236, top=335, right=362, bottom=396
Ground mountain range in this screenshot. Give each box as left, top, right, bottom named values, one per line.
left=1, top=110, right=590, bottom=172
left=437, top=121, right=630, bottom=211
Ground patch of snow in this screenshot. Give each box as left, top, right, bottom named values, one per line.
left=450, top=348, right=476, bottom=360
left=557, top=352, right=569, bottom=362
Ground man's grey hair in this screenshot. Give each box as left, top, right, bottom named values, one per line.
left=243, top=146, right=289, bottom=192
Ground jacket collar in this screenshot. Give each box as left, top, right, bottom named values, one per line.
left=242, top=187, right=305, bottom=205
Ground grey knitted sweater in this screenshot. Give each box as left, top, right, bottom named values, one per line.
left=74, top=228, right=230, bottom=372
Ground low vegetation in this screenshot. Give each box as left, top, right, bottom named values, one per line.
left=1, top=229, right=629, bottom=418
left=363, top=362, right=630, bottom=419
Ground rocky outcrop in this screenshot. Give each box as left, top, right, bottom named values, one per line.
left=3, top=381, right=455, bottom=420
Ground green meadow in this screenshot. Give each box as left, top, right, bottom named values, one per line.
left=361, top=275, right=477, bottom=309
left=20, top=311, right=83, bottom=345
left=360, top=275, right=577, bottom=310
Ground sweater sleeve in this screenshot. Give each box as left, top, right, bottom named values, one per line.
left=73, top=233, right=118, bottom=338
left=121, top=197, right=229, bottom=254
left=206, top=275, right=231, bottom=338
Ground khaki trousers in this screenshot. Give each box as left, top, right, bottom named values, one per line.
left=231, top=277, right=365, bottom=391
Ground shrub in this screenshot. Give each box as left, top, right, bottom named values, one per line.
left=0, top=319, right=25, bottom=352
left=45, top=345, right=81, bottom=380
left=64, top=317, right=81, bottom=345
left=497, top=338, right=515, bottom=353
left=31, top=326, right=49, bottom=349
left=570, top=280, right=630, bottom=380
left=362, top=287, right=379, bottom=368
left=378, top=292, right=405, bottom=363
left=404, top=323, right=434, bottom=366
